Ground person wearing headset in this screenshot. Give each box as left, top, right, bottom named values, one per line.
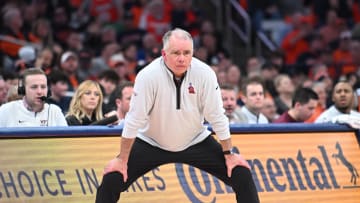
left=0, top=68, right=68, bottom=127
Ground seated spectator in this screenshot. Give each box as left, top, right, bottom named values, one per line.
left=318, top=9, right=344, bottom=48
left=47, top=70, right=72, bottom=114
left=77, top=0, right=123, bottom=24
left=274, top=74, right=295, bottom=115
left=216, top=70, right=228, bottom=86
left=315, top=80, right=360, bottom=124
left=226, top=64, right=243, bottom=92
left=281, top=15, right=313, bottom=65
left=122, top=42, right=139, bottom=77
left=97, top=69, right=120, bottom=114
left=295, top=34, right=325, bottom=76
left=273, top=87, right=318, bottom=123
left=305, top=81, right=328, bottom=123
left=240, top=77, right=269, bottom=124
left=51, top=5, right=73, bottom=48
left=170, top=0, right=200, bottom=37
left=6, top=85, right=22, bottom=103
left=34, top=47, right=55, bottom=74
left=105, top=81, right=134, bottom=125
left=261, top=95, right=279, bottom=123
left=108, top=53, right=135, bottom=82
left=333, top=30, right=352, bottom=67
left=138, top=32, right=160, bottom=62
left=0, top=68, right=67, bottom=127
left=117, top=10, right=146, bottom=47
left=65, top=80, right=104, bottom=125
left=64, top=30, right=83, bottom=52
left=0, top=6, right=39, bottom=62
left=220, top=84, right=248, bottom=124
left=76, top=48, right=96, bottom=80
left=90, top=42, right=120, bottom=77
left=32, top=18, right=59, bottom=50
left=1, top=71, right=19, bottom=88
left=340, top=37, right=360, bottom=76
left=0, top=76, right=9, bottom=106
left=135, top=45, right=162, bottom=74
left=260, top=62, right=280, bottom=97
left=59, top=51, right=82, bottom=91
left=15, top=46, right=37, bottom=73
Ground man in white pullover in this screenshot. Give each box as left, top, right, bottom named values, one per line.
left=95, top=28, right=260, bottom=203
left=0, top=68, right=67, bottom=127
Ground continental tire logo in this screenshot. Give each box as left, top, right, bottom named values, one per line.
left=176, top=142, right=360, bottom=202
left=332, top=141, right=359, bottom=186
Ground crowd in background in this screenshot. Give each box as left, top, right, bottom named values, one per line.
left=1, top=0, right=360, bottom=126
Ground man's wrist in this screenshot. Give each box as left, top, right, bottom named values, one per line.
left=116, top=153, right=128, bottom=161
left=223, top=150, right=232, bottom=155
left=223, top=147, right=239, bottom=155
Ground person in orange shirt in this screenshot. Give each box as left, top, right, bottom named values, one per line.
left=108, top=53, right=136, bottom=83
left=122, top=43, right=138, bottom=78
left=333, top=30, right=353, bottom=67
left=59, top=51, right=82, bottom=91
left=339, top=36, right=360, bottom=76
left=281, top=16, right=313, bottom=65
left=318, top=9, right=346, bottom=48
left=0, top=7, right=39, bottom=60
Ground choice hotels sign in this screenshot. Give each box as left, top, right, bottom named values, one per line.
left=0, top=131, right=359, bottom=203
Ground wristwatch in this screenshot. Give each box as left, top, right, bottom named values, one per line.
left=223, top=147, right=239, bottom=155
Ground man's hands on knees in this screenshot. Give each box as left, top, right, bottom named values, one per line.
left=103, top=157, right=128, bottom=182
left=225, top=154, right=251, bottom=177
left=220, top=139, right=251, bottom=177
left=104, top=138, right=134, bottom=182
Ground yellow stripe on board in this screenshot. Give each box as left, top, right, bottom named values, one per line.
left=0, top=132, right=359, bottom=203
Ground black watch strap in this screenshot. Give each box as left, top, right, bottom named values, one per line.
left=223, top=150, right=232, bottom=155
left=223, top=147, right=238, bottom=155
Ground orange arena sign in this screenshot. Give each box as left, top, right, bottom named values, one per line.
left=0, top=126, right=359, bottom=202
left=236, top=132, right=360, bottom=203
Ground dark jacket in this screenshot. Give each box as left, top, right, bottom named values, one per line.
left=65, top=114, right=97, bottom=126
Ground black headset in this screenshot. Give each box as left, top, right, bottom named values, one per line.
left=17, top=70, right=52, bottom=126
left=17, top=75, right=52, bottom=98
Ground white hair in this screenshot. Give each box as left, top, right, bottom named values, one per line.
left=162, top=28, right=193, bottom=51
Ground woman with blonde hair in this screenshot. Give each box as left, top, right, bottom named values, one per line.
left=66, top=80, right=104, bottom=125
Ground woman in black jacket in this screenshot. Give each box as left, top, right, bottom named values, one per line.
left=66, top=80, right=104, bottom=125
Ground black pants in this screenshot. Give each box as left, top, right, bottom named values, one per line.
left=95, top=136, right=260, bottom=203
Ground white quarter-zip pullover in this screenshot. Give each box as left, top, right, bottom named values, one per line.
left=0, top=100, right=68, bottom=127
left=122, top=57, right=230, bottom=151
